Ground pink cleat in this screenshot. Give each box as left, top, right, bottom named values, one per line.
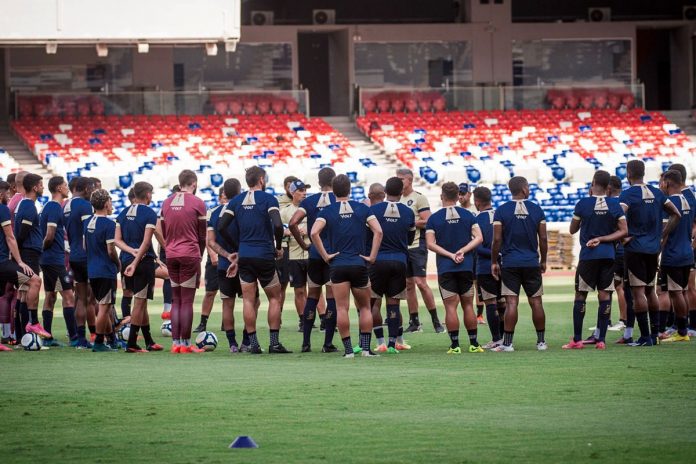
left=562, top=339, right=584, bottom=350
left=596, top=341, right=606, bottom=350
left=0, top=343, right=12, bottom=352
left=25, top=323, right=52, bottom=339
left=374, top=344, right=387, bottom=353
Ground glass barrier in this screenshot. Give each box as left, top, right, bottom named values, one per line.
left=502, top=85, right=644, bottom=111
left=14, top=89, right=310, bottom=118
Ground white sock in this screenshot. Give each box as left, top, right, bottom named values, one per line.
left=624, top=327, right=633, bottom=339
left=377, top=337, right=385, bottom=345
left=397, top=336, right=404, bottom=344
left=173, top=338, right=180, bottom=346
left=1, top=323, right=11, bottom=338
left=163, top=303, right=172, bottom=312
left=593, top=328, right=600, bottom=338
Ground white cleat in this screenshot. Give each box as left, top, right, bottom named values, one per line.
left=492, top=344, right=514, bottom=352
left=608, top=321, right=626, bottom=332
left=343, top=353, right=355, bottom=359
left=483, top=339, right=503, bottom=350
left=536, top=342, right=548, bottom=351
left=687, top=329, right=696, bottom=337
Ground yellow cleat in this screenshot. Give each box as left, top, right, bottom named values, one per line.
left=447, top=347, right=462, bottom=354
left=468, top=345, right=485, bottom=353
left=661, top=334, right=690, bottom=343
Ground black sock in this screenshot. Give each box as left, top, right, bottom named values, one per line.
left=398, top=326, right=404, bottom=337
left=107, top=332, right=116, bottom=344
left=597, top=300, right=611, bottom=342
left=19, top=302, right=29, bottom=328
left=648, top=309, right=658, bottom=336
left=225, top=329, right=237, bottom=347
left=359, top=332, right=371, bottom=351
left=270, top=329, right=279, bottom=346
left=302, top=297, right=318, bottom=346
left=88, top=324, right=96, bottom=335
left=141, top=325, right=154, bottom=346
left=689, top=310, right=696, bottom=330
left=386, top=304, right=400, bottom=348
left=28, top=309, right=38, bottom=325
left=342, top=336, right=353, bottom=355
left=486, top=304, right=501, bottom=341
left=323, top=303, right=337, bottom=347
left=536, top=330, right=545, bottom=344
left=63, top=307, right=78, bottom=340
left=121, top=296, right=132, bottom=318
left=476, top=304, right=484, bottom=317
left=242, top=329, right=249, bottom=346
left=248, top=331, right=259, bottom=348
left=42, top=310, right=53, bottom=337
left=636, top=312, right=650, bottom=338
left=572, top=300, right=586, bottom=342
left=467, top=329, right=479, bottom=347
left=428, top=308, right=439, bottom=323
left=503, top=330, right=514, bottom=346
left=666, top=310, right=675, bottom=328
left=448, top=330, right=459, bottom=348
left=658, top=311, right=668, bottom=333
left=127, top=324, right=140, bottom=347
left=677, top=316, right=688, bottom=336
left=497, top=304, right=506, bottom=339
left=77, top=325, right=86, bottom=341
left=14, top=301, right=24, bottom=339
left=199, top=314, right=209, bottom=326
left=95, top=334, right=105, bottom=344
left=410, top=314, right=420, bottom=326
left=373, top=326, right=384, bottom=340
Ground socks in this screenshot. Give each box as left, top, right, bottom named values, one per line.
left=476, top=304, right=484, bottom=317
left=597, top=300, right=611, bottom=342
left=121, top=296, right=132, bottom=318
left=248, top=331, right=259, bottom=349
left=95, top=334, right=105, bottom=344
left=658, top=311, right=668, bottom=333
left=42, top=310, right=53, bottom=337
left=19, top=301, right=29, bottom=328
left=199, top=314, right=209, bottom=326
left=323, top=299, right=337, bottom=347
left=503, top=330, right=514, bottom=346
left=141, top=325, right=154, bottom=346
left=666, top=311, right=675, bottom=328
left=127, top=324, right=140, bottom=347
left=648, top=310, right=658, bottom=336
left=624, top=326, right=634, bottom=339
left=359, top=332, right=371, bottom=352
left=467, top=329, right=479, bottom=347
left=410, top=314, right=420, bottom=326
left=88, top=324, right=97, bottom=335
left=28, top=309, right=39, bottom=325
left=397, top=326, right=404, bottom=344
left=373, top=326, right=384, bottom=345
left=448, top=330, right=459, bottom=348
left=485, top=304, right=501, bottom=341
left=242, top=329, right=249, bottom=346
left=625, top=288, right=635, bottom=328
left=77, top=325, right=87, bottom=342
left=270, top=329, right=279, bottom=347
left=427, top=308, right=439, bottom=323
left=572, top=300, right=586, bottom=342
left=302, top=297, right=319, bottom=346
left=689, top=310, right=696, bottom=330
left=677, top=316, right=688, bottom=336
left=225, top=329, right=237, bottom=347
left=342, top=336, right=353, bottom=355
left=536, top=330, right=545, bottom=344
left=63, top=307, right=78, bottom=340
left=636, top=312, right=650, bottom=338
left=386, top=304, right=400, bottom=348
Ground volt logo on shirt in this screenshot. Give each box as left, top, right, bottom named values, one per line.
left=514, top=201, right=529, bottom=219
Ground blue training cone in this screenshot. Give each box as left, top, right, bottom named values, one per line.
left=230, top=436, right=258, bottom=449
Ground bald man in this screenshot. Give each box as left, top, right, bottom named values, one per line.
left=8, top=171, right=27, bottom=224
left=367, top=183, right=385, bottom=206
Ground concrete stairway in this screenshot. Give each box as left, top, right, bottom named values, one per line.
left=663, top=110, right=696, bottom=142
left=0, top=123, right=51, bottom=177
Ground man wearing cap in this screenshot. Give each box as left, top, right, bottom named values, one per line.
left=281, top=180, right=311, bottom=332
left=276, top=176, right=298, bottom=314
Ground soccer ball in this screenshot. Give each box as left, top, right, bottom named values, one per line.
left=21, top=333, right=42, bottom=351
left=118, top=325, right=131, bottom=342
left=161, top=320, right=172, bottom=337
left=195, top=331, right=218, bottom=351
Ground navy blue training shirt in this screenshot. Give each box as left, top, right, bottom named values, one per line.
left=369, top=201, right=415, bottom=264
left=661, top=194, right=694, bottom=267
left=64, top=197, right=93, bottom=263
left=426, top=205, right=478, bottom=274
left=493, top=199, right=546, bottom=268
left=84, top=215, right=118, bottom=279
left=208, top=204, right=238, bottom=272
left=619, top=184, right=670, bottom=255
left=573, top=196, right=625, bottom=261
left=14, top=199, right=42, bottom=253
left=116, top=203, right=158, bottom=265
left=316, top=200, right=375, bottom=268
left=299, top=191, right=335, bottom=260
left=0, top=204, right=12, bottom=262
left=225, top=190, right=279, bottom=261
left=39, top=200, right=67, bottom=266
left=475, top=208, right=496, bottom=275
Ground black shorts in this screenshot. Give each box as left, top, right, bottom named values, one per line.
left=158, top=247, right=167, bottom=263
left=20, top=249, right=41, bottom=274
left=501, top=267, right=543, bottom=297
left=0, top=260, right=33, bottom=287
left=41, top=264, right=73, bottom=292
left=476, top=274, right=501, bottom=301
left=330, top=265, right=370, bottom=288
left=69, top=261, right=89, bottom=284
left=624, top=251, right=658, bottom=287
left=90, top=278, right=116, bottom=305
left=124, top=257, right=155, bottom=300
left=307, top=258, right=331, bottom=288
left=660, top=265, right=691, bottom=292
left=288, top=259, right=308, bottom=288
left=277, top=248, right=290, bottom=285
left=238, top=257, right=279, bottom=289
left=575, top=259, right=615, bottom=293
left=406, top=246, right=427, bottom=278
left=613, top=254, right=625, bottom=282
left=204, top=261, right=219, bottom=292
left=370, top=260, right=407, bottom=299
left=217, top=269, right=242, bottom=299
left=438, top=271, right=474, bottom=299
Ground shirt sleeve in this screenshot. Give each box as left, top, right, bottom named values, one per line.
left=268, top=195, right=280, bottom=213
left=105, top=220, right=116, bottom=244
left=416, top=194, right=430, bottom=213
left=572, top=201, right=582, bottom=221
left=0, top=206, right=10, bottom=227
left=145, top=209, right=157, bottom=229
left=196, top=199, right=207, bottom=221
left=47, top=204, right=62, bottom=227
left=493, top=207, right=502, bottom=225
left=315, top=208, right=327, bottom=224
left=618, top=190, right=629, bottom=210
left=537, top=203, right=547, bottom=224
left=425, top=215, right=435, bottom=234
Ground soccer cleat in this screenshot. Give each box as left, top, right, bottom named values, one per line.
left=161, top=311, right=171, bottom=320
left=361, top=349, right=379, bottom=357
left=615, top=337, right=633, bottom=345
left=477, top=315, right=487, bottom=325
left=269, top=343, right=293, bottom=354
left=387, top=347, right=399, bottom=354
left=536, top=342, right=548, bottom=351
left=608, top=321, right=626, bottom=332
left=627, top=336, right=654, bottom=347
left=43, top=338, right=64, bottom=347
left=188, top=346, right=206, bottom=353
left=468, top=345, right=484, bottom=353
left=483, top=339, right=503, bottom=350
left=92, top=343, right=116, bottom=352
left=687, top=329, right=696, bottom=337
left=301, top=344, right=311, bottom=353
left=239, top=344, right=250, bottom=353
left=25, top=323, right=51, bottom=339
left=595, top=341, right=606, bottom=350
left=248, top=345, right=263, bottom=354
left=321, top=344, right=338, bottom=353
left=661, top=333, right=690, bottom=343
left=405, top=321, right=423, bottom=333
left=0, top=343, right=12, bottom=352
left=374, top=344, right=387, bottom=353
left=395, top=342, right=411, bottom=351
left=126, top=345, right=148, bottom=353
left=492, top=344, right=515, bottom=352
left=193, top=322, right=206, bottom=333
left=433, top=321, right=445, bottom=333
left=170, top=345, right=181, bottom=354
left=661, top=328, right=677, bottom=338
left=108, top=340, right=121, bottom=350
left=446, top=346, right=461, bottom=354
left=582, top=335, right=597, bottom=345
left=343, top=353, right=355, bottom=358
left=229, top=345, right=239, bottom=353
left=562, top=339, right=584, bottom=350
left=75, top=339, right=93, bottom=350
left=1, top=337, right=17, bottom=345
left=147, top=343, right=163, bottom=352
left=352, top=346, right=363, bottom=355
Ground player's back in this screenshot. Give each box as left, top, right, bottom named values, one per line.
left=662, top=194, right=694, bottom=266
left=63, top=196, right=92, bottom=263
left=39, top=200, right=66, bottom=266
left=14, top=198, right=42, bottom=253
left=574, top=196, right=624, bottom=261
left=427, top=205, right=477, bottom=273
left=229, top=190, right=278, bottom=260
left=318, top=200, right=373, bottom=267
left=160, top=191, right=206, bottom=259
left=370, top=201, right=414, bottom=263
left=300, top=191, right=335, bottom=258
left=116, top=203, right=158, bottom=265
left=0, top=203, right=12, bottom=261
left=619, top=184, right=667, bottom=254
left=494, top=199, right=545, bottom=268
left=209, top=203, right=237, bottom=271
left=475, top=208, right=495, bottom=275
left=84, top=215, right=117, bottom=278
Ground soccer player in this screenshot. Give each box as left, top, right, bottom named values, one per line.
left=473, top=186, right=506, bottom=349
left=658, top=170, right=694, bottom=342
left=219, top=166, right=290, bottom=354
left=491, top=176, right=548, bottom=352
left=7, top=170, right=27, bottom=341
left=396, top=168, right=444, bottom=333
left=0, top=180, right=15, bottom=345
left=14, top=173, right=52, bottom=338
left=607, top=175, right=629, bottom=333
left=64, top=176, right=96, bottom=348
left=194, top=187, right=226, bottom=333
left=115, top=181, right=164, bottom=353
left=311, top=174, right=383, bottom=357
left=156, top=184, right=179, bottom=320
left=426, top=182, right=483, bottom=354
left=369, top=177, right=415, bottom=354
left=280, top=179, right=311, bottom=332
left=118, top=188, right=136, bottom=320
left=289, top=167, right=338, bottom=353
left=619, top=160, right=680, bottom=346
left=159, top=170, right=207, bottom=353
left=84, top=189, right=119, bottom=352
left=40, top=176, right=78, bottom=346
left=8, top=170, right=27, bottom=223
left=460, top=182, right=486, bottom=325
left=563, top=170, right=627, bottom=350
left=0, top=181, right=42, bottom=351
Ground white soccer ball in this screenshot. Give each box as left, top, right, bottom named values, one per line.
left=195, top=331, right=218, bottom=351
left=118, top=325, right=131, bottom=342
left=161, top=320, right=172, bottom=337
left=21, top=333, right=42, bottom=351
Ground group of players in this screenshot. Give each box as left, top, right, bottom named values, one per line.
left=1, top=158, right=695, bottom=355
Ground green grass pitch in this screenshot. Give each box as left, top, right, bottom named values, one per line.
left=2, top=276, right=695, bottom=463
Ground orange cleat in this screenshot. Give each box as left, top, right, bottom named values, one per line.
left=147, top=343, right=163, bottom=352
left=187, top=345, right=205, bottom=353
left=161, top=311, right=171, bottom=320
left=562, top=339, right=584, bottom=350
left=596, top=341, right=606, bottom=350
left=0, top=343, right=12, bottom=352
left=90, top=333, right=96, bottom=343
left=170, top=344, right=181, bottom=354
